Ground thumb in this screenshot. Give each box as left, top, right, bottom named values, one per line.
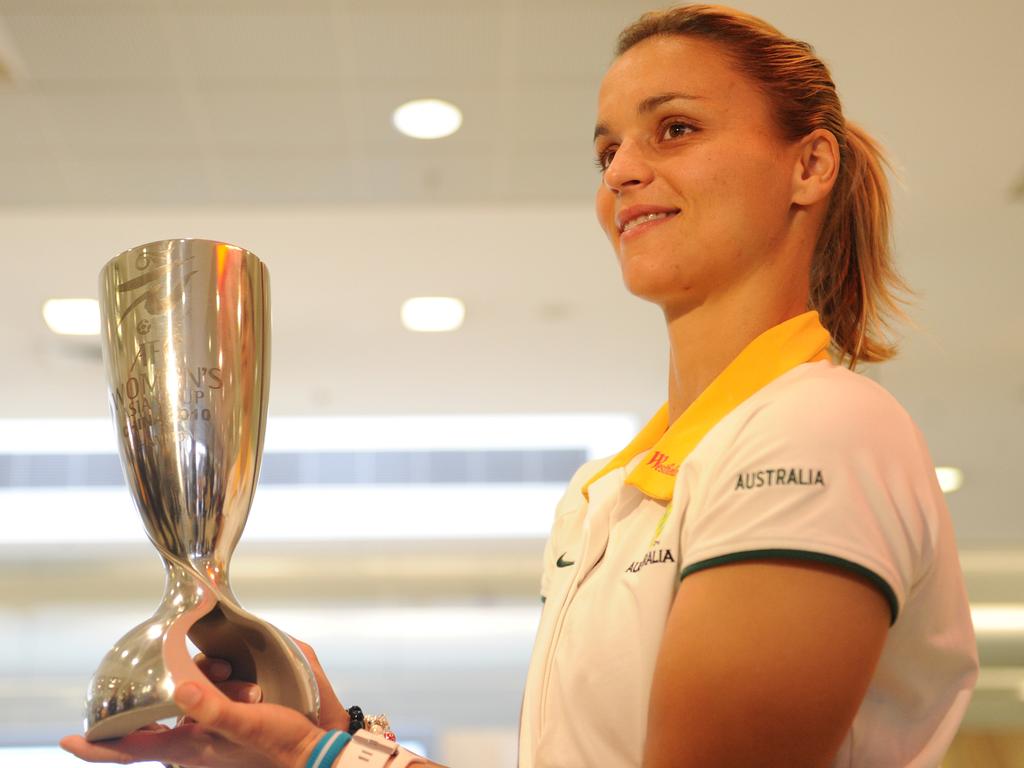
left=174, top=679, right=254, bottom=740
left=173, top=678, right=324, bottom=762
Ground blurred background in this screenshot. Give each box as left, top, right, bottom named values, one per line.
left=0, top=0, right=1022, bottom=766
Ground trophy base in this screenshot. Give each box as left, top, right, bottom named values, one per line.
left=84, top=701, right=181, bottom=742
left=83, top=565, right=319, bottom=742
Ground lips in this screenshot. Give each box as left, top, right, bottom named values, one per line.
left=616, top=205, right=681, bottom=234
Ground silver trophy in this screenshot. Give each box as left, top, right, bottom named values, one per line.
left=84, top=239, right=319, bottom=741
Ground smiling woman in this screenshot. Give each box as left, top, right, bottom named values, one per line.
left=59, top=5, right=977, bottom=768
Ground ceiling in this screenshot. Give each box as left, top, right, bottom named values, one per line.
left=0, top=0, right=1020, bottom=541
left=0, top=0, right=1022, bottom=742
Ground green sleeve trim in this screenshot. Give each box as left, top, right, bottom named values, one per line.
left=680, top=548, right=899, bottom=625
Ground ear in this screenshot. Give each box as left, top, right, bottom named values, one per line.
left=791, top=128, right=840, bottom=207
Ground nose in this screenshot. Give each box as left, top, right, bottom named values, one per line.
left=603, top=140, right=654, bottom=193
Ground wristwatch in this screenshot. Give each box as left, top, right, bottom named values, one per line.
left=337, top=728, right=421, bottom=768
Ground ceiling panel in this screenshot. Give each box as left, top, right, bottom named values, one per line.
left=39, top=84, right=197, bottom=149
left=58, top=144, right=213, bottom=203
left=0, top=5, right=174, bottom=84
left=346, top=3, right=504, bottom=88
left=194, top=85, right=352, bottom=149
left=515, top=0, right=646, bottom=84
left=165, top=3, right=343, bottom=86
left=211, top=148, right=356, bottom=203
left=499, top=83, right=601, bottom=156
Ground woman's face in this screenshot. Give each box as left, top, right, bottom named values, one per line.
left=594, top=35, right=801, bottom=312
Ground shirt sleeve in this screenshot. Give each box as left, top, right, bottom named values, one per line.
left=679, top=374, right=938, bottom=624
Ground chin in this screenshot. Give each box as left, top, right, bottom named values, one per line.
left=619, top=267, right=696, bottom=309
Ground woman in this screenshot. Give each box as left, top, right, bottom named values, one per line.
left=62, top=5, right=978, bottom=767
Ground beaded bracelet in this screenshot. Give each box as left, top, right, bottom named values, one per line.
left=347, top=705, right=397, bottom=741
left=346, top=705, right=364, bottom=734
left=305, top=730, right=352, bottom=768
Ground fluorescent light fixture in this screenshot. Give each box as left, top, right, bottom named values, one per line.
left=400, top=296, right=465, bottom=332
left=42, top=298, right=101, bottom=336
left=0, top=412, right=639, bottom=544
left=0, top=485, right=563, bottom=543
left=970, top=604, right=1024, bottom=634
left=392, top=98, right=462, bottom=139
left=935, top=466, right=964, bottom=494
left=0, top=414, right=636, bottom=457
left=0, top=418, right=119, bottom=454
left=266, top=605, right=541, bottom=644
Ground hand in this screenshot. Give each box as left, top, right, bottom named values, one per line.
left=59, top=676, right=325, bottom=768
left=195, top=638, right=352, bottom=731
left=195, top=653, right=265, bottom=704
left=289, top=637, right=350, bottom=732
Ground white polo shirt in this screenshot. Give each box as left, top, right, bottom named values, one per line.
left=519, top=358, right=978, bottom=768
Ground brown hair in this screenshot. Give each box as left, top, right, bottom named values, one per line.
left=617, top=5, right=909, bottom=366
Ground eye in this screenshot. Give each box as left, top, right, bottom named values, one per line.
left=661, top=121, right=695, bottom=140
left=594, top=146, right=617, bottom=172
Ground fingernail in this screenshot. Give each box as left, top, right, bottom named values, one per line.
left=247, top=685, right=262, bottom=703
left=210, top=660, right=231, bottom=679
left=175, top=682, right=202, bottom=707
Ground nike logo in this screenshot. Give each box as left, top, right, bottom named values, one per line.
left=556, top=553, right=575, bottom=568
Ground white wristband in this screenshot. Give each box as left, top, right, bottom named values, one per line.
left=335, top=729, right=406, bottom=768
left=387, top=746, right=423, bottom=768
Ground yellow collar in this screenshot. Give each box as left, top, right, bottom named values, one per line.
left=582, top=311, right=832, bottom=501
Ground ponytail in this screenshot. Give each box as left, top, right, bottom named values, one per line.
left=811, top=122, right=910, bottom=365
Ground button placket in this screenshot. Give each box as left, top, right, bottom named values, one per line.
left=573, top=473, right=625, bottom=587
left=538, top=470, right=625, bottom=727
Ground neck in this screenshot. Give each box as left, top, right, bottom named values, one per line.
left=665, top=288, right=809, bottom=423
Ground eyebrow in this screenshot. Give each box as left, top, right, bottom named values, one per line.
left=593, top=91, right=705, bottom=141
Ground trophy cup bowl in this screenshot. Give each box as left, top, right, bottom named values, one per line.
left=84, top=239, right=319, bottom=741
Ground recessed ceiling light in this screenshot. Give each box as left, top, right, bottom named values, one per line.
left=392, top=99, right=463, bottom=140
left=43, top=298, right=100, bottom=336
left=400, top=297, right=465, bottom=332
left=935, top=466, right=964, bottom=494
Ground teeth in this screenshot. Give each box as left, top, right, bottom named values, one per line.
left=622, top=212, right=673, bottom=232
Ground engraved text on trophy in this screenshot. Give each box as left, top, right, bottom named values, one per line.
left=112, top=251, right=222, bottom=439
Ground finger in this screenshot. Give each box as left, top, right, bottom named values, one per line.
left=217, top=680, right=262, bottom=703
left=172, top=679, right=323, bottom=762
left=290, top=637, right=349, bottom=731
left=61, top=734, right=142, bottom=764
left=194, top=653, right=232, bottom=682
left=136, top=722, right=172, bottom=733
left=60, top=725, right=209, bottom=765
left=173, top=679, right=257, bottom=742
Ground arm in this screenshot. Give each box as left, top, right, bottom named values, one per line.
left=61, top=676, right=447, bottom=768
left=643, top=558, right=889, bottom=767
left=61, top=641, right=449, bottom=768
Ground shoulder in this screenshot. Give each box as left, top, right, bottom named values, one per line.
left=681, top=363, right=941, bottom=617
left=725, top=361, right=924, bottom=459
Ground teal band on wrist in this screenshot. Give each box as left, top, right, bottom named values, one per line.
left=306, top=730, right=352, bottom=768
